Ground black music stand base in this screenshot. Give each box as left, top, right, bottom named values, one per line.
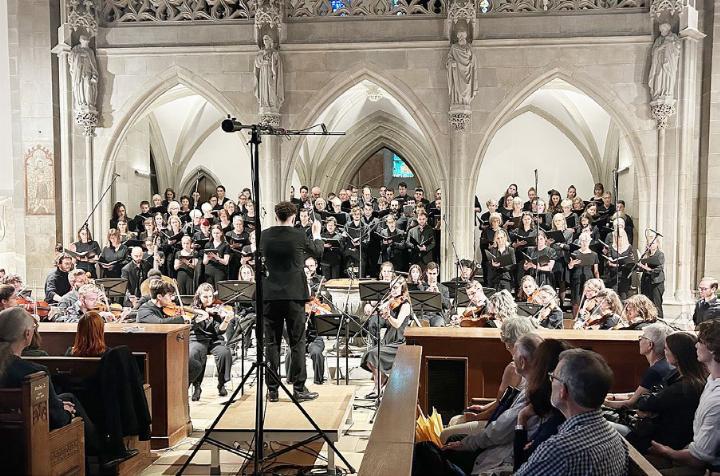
left=176, top=359, right=356, bottom=475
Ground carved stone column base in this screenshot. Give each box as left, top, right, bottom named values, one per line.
left=650, top=99, right=676, bottom=130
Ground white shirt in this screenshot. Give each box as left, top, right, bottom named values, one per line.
left=688, top=375, right=720, bottom=467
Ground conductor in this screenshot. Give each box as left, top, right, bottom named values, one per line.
left=260, top=201, right=324, bottom=402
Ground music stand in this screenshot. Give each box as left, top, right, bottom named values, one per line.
left=455, top=288, right=471, bottom=308
left=95, top=278, right=128, bottom=304
left=517, top=302, right=543, bottom=317
left=314, top=314, right=363, bottom=385
left=178, top=295, right=194, bottom=307
left=217, top=280, right=256, bottom=395
left=441, top=280, right=464, bottom=300
left=409, top=291, right=442, bottom=326
left=482, top=287, right=497, bottom=298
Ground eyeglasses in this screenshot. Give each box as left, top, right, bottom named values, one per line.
left=638, top=335, right=649, bottom=341
left=547, top=372, right=564, bottom=384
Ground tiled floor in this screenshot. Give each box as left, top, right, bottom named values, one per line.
left=142, top=344, right=377, bottom=475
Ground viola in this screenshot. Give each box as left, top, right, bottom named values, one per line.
left=17, top=295, right=51, bottom=319
left=459, top=306, right=494, bottom=327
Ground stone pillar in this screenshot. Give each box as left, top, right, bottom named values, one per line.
left=254, top=0, right=284, bottom=220
left=673, top=10, right=704, bottom=307
left=442, top=0, right=477, bottom=280
left=649, top=0, right=703, bottom=318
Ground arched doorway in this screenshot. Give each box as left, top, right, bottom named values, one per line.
left=348, top=147, right=419, bottom=192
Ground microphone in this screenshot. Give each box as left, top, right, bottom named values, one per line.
left=648, top=228, right=663, bottom=238
left=615, top=165, right=630, bottom=173
left=221, top=117, right=244, bottom=132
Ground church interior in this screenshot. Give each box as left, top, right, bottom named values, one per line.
left=1, top=0, right=720, bottom=474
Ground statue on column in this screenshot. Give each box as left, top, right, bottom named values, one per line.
left=254, top=34, right=284, bottom=113
left=69, top=35, right=99, bottom=115
left=648, top=23, right=681, bottom=102
left=446, top=30, right=477, bottom=107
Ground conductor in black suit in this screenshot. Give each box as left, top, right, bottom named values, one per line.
left=260, top=201, right=324, bottom=402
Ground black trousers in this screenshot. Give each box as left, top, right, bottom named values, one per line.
left=204, top=264, right=227, bottom=288
left=285, top=336, right=326, bottom=384
left=263, top=300, right=307, bottom=393
left=412, top=441, right=476, bottom=476
left=176, top=269, right=194, bottom=296
left=189, top=340, right=232, bottom=387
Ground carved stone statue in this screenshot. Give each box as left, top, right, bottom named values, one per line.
left=648, top=23, right=681, bottom=102
left=254, top=35, right=284, bottom=111
left=446, top=31, right=477, bottom=107
left=68, top=35, right=99, bottom=114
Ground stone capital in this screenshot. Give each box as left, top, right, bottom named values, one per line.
left=650, top=99, right=676, bottom=130
left=449, top=108, right=472, bottom=132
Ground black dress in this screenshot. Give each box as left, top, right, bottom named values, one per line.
left=361, top=301, right=410, bottom=376
left=99, top=243, right=129, bottom=278
left=603, top=247, right=636, bottom=299
left=640, top=250, right=665, bottom=318
left=73, top=240, right=102, bottom=278
left=204, top=241, right=230, bottom=287
left=487, top=246, right=516, bottom=292
left=528, top=245, right=556, bottom=287
left=570, top=250, right=598, bottom=305
left=175, top=250, right=197, bottom=295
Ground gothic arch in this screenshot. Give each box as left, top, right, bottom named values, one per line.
left=470, top=67, right=652, bottom=223
left=315, top=110, right=437, bottom=193
left=96, top=65, right=240, bottom=230
left=178, top=166, right=222, bottom=197
left=283, top=64, right=447, bottom=191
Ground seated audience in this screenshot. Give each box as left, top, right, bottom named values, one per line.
left=413, top=334, right=544, bottom=475
left=68, top=311, right=108, bottom=357
left=513, top=339, right=573, bottom=470
left=605, top=323, right=674, bottom=411
left=443, top=316, right=539, bottom=437
left=623, top=332, right=706, bottom=455
left=515, top=349, right=628, bottom=475
left=650, top=320, right=720, bottom=473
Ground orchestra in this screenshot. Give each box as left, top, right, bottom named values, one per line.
left=3, top=179, right=681, bottom=410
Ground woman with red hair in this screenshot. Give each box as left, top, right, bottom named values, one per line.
left=69, top=311, right=107, bottom=357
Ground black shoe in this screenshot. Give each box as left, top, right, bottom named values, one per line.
left=364, top=391, right=378, bottom=400
left=101, top=448, right=139, bottom=468
left=268, top=389, right=279, bottom=402
left=293, top=389, right=319, bottom=402
left=313, top=379, right=324, bottom=385
left=191, top=385, right=202, bottom=401
left=217, top=385, right=227, bottom=397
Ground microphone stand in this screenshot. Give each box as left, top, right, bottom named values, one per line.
left=442, top=213, right=464, bottom=315
left=533, top=169, right=540, bottom=284
left=78, top=172, right=121, bottom=234
left=612, top=165, right=621, bottom=294
left=179, top=118, right=353, bottom=476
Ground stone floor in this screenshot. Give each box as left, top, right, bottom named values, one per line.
left=142, top=343, right=376, bottom=475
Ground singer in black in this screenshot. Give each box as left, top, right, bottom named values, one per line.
left=260, top=201, right=324, bottom=403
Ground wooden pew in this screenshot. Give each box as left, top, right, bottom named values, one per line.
left=359, top=345, right=422, bottom=476
left=406, top=327, right=649, bottom=415
left=0, top=372, right=85, bottom=476
left=623, top=436, right=662, bottom=476
left=39, top=322, right=191, bottom=449
left=25, top=354, right=157, bottom=475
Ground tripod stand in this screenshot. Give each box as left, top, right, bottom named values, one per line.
left=178, top=119, right=352, bottom=475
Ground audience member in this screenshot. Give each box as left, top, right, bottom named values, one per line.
left=515, top=349, right=628, bottom=475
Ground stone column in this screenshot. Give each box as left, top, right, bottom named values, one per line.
left=254, top=0, right=284, bottom=220
left=443, top=0, right=477, bottom=280
left=51, top=25, right=76, bottom=244
left=673, top=11, right=704, bottom=308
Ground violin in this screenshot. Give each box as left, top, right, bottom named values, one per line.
left=17, top=295, right=51, bottom=319
left=162, top=303, right=196, bottom=320
left=306, top=296, right=332, bottom=315
left=206, top=302, right=234, bottom=320
left=378, top=295, right=408, bottom=319
left=459, top=306, right=489, bottom=327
